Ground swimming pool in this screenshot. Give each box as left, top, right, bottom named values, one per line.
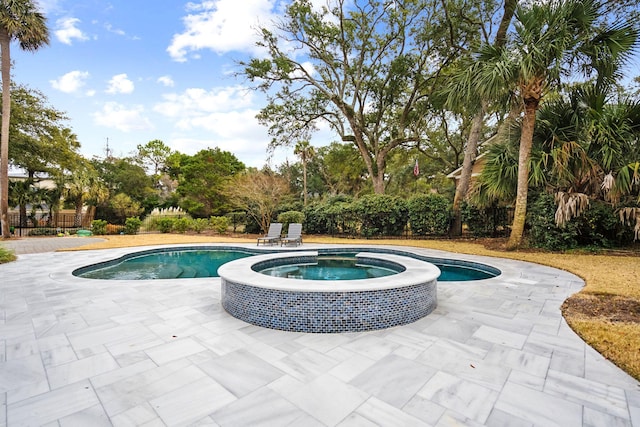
left=73, top=247, right=499, bottom=282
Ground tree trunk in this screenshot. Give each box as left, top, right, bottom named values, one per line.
left=507, top=100, right=538, bottom=249
left=302, top=158, right=308, bottom=206
left=371, top=173, right=385, bottom=194
left=74, top=198, right=83, bottom=228
left=0, top=29, right=11, bottom=238
left=451, top=108, right=485, bottom=236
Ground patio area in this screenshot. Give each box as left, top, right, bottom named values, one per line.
left=1, top=240, right=639, bottom=426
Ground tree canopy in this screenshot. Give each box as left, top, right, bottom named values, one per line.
left=242, top=0, right=489, bottom=193
left=166, top=148, right=245, bottom=217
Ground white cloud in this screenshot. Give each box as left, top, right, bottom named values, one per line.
left=93, top=102, right=153, bottom=132
left=54, top=17, right=88, bottom=45
left=50, top=70, right=90, bottom=93
left=106, top=74, right=135, bottom=94
left=37, top=0, right=62, bottom=15
left=157, top=75, right=175, bottom=87
left=154, top=85, right=255, bottom=119
left=104, top=23, right=126, bottom=36
left=167, top=0, right=276, bottom=62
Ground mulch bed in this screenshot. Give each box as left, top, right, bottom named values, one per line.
left=562, top=294, right=640, bottom=323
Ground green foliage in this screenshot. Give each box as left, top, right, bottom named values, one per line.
left=572, top=201, right=632, bottom=247
left=0, top=246, right=16, bottom=264
left=527, top=193, right=634, bottom=250
left=172, top=217, right=193, bottom=234
left=110, top=193, right=143, bottom=221
left=461, top=202, right=512, bottom=237
left=527, top=192, right=580, bottom=250
left=124, top=217, right=142, bottom=235
left=167, top=148, right=245, bottom=217
left=27, top=228, right=58, bottom=236
left=407, top=194, right=452, bottom=236
left=243, top=0, right=478, bottom=193
left=155, top=217, right=176, bottom=233
left=91, top=219, right=108, bottom=236
left=277, top=211, right=305, bottom=232
left=191, top=218, right=210, bottom=234
left=352, top=194, right=408, bottom=237
left=172, top=217, right=192, bottom=234
left=136, top=139, right=171, bottom=176
left=303, top=195, right=354, bottom=235
left=227, top=211, right=246, bottom=232
left=8, top=83, right=79, bottom=178
left=209, top=216, right=229, bottom=234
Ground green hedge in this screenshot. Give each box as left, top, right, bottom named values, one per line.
left=352, top=194, right=408, bottom=237
left=407, top=194, right=451, bottom=236
left=277, top=211, right=305, bottom=233
left=124, top=217, right=142, bottom=235
left=91, top=219, right=108, bottom=235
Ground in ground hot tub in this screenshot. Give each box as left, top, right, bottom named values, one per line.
left=218, top=251, right=440, bottom=333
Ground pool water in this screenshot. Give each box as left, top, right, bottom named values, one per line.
left=75, top=248, right=498, bottom=281
left=77, top=250, right=253, bottom=280
left=257, top=257, right=399, bottom=280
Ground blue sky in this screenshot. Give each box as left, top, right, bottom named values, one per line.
left=12, top=0, right=310, bottom=168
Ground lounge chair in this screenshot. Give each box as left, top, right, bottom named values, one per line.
left=280, top=223, right=303, bottom=246
left=257, top=223, right=282, bottom=246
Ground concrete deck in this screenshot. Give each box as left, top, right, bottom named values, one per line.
left=0, top=240, right=638, bottom=426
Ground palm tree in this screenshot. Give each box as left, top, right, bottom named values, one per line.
left=0, top=0, right=49, bottom=238
left=444, top=0, right=518, bottom=236
left=294, top=141, right=315, bottom=206
left=64, top=165, right=109, bottom=228
left=471, top=0, right=636, bottom=249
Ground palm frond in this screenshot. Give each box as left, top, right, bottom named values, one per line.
left=554, top=191, right=590, bottom=227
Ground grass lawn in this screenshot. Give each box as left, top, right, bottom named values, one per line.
left=11, top=233, right=640, bottom=381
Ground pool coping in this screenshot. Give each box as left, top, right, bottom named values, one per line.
left=218, top=251, right=441, bottom=292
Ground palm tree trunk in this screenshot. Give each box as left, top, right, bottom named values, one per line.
left=302, top=157, right=308, bottom=206
left=74, top=198, right=83, bottom=228
left=0, top=29, right=11, bottom=238
left=451, top=108, right=485, bottom=236
left=507, top=100, right=538, bottom=249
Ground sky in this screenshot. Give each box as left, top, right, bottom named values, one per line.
left=11, top=0, right=322, bottom=169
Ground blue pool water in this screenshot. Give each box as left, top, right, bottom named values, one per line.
left=76, top=249, right=253, bottom=280
left=257, top=257, right=400, bottom=280
left=75, top=248, right=498, bottom=281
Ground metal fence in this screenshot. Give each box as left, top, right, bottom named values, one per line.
left=7, top=212, right=92, bottom=237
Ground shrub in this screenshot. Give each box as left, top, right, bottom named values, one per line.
left=0, top=246, right=16, bottom=264
left=304, top=195, right=354, bottom=235
left=91, top=219, right=108, bottom=235
left=106, top=224, right=123, bottom=235
left=277, top=210, right=305, bottom=232
left=156, top=217, right=176, bottom=233
left=573, top=201, right=631, bottom=247
left=124, top=217, right=142, bottom=235
left=527, top=194, right=633, bottom=250
left=172, top=217, right=192, bottom=233
left=352, top=194, right=408, bottom=237
left=407, top=194, right=451, bottom=236
left=142, top=206, right=190, bottom=232
left=462, top=202, right=511, bottom=237
left=527, top=193, right=579, bottom=251
left=27, top=228, right=58, bottom=236
left=192, top=218, right=210, bottom=234
left=209, top=216, right=229, bottom=234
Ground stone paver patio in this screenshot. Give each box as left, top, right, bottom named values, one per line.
left=0, top=240, right=639, bottom=426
